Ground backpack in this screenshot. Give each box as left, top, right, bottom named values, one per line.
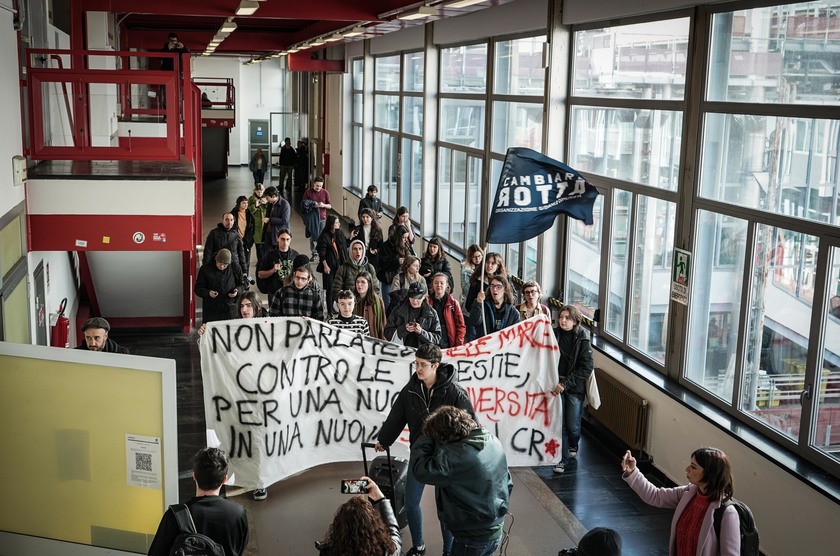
left=713, top=497, right=760, bottom=556
left=169, top=504, right=225, bottom=556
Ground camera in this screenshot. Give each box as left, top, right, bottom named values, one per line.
left=340, top=479, right=368, bottom=494
left=244, top=275, right=256, bottom=286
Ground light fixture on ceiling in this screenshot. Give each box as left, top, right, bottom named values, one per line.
left=220, top=21, right=237, bottom=32
left=213, top=33, right=228, bottom=41
left=236, top=1, right=260, bottom=16
left=397, top=6, right=436, bottom=20
left=324, top=33, right=343, bottom=43
left=310, top=38, right=326, bottom=46
left=446, top=0, right=485, bottom=7
left=343, top=26, right=365, bottom=38
left=287, top=48, right=300, bottom=53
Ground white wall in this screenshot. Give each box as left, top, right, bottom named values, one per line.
left=0, top=0, right=24, bottom=217
left=595, top=354, right=840, bottom=556
left=27, top=251, right=82, bottom=347
left=193, top=56, right=288, bottom=166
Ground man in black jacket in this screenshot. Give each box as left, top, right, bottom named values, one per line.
left=195, top=249, right=240, bottom=323
left=74, top=317, right=129, bottom=353
left=203, top=212, right=247, bottom=285
left=376, top=343, right=474, bottom=556
left=147, top=447, right=248, bottom=556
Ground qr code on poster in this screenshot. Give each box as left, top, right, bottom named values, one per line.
left=135, top=452, right=153, bottom=472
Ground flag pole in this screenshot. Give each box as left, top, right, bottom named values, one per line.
left=480, top=242, right=489, bottom=338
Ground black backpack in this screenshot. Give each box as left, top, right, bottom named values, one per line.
left=713, top=497, right=760, bottom=556
left=169, top=504, right=225, bottom=556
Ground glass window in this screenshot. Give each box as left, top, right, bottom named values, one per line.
left=494, top=36, right=546, bottom=95
left=401, top=138, right=422, bottom=217
left=573, top=18, right=689, bottom=100
left=373, top=131, right=399, bottom=207
left=570, top=106, right=682, bottom=191
left=687, top=211, right=746, bottom=402
left=440, top=98, right=485, bottom=148
left=816, top=246, right=840, bottom=462
left=352, top=58, right=364, bottom=90
left=403, top=96, right=424, bottom=136
left=700, top=113, right=840, bottom=227
left=708, top=3, right=840, bottom=106
left=438, top=148, right=453, bottom=242
left=627, top=195, right=676, bottom=363
left=404, top=51, right=425, bottom=92
left=374, top=94, right=399, bottom=130
left=352, top=93, right=363, bottom=123
left=441, top=44, right=488, bottom=93
left=567, top=194, right=604, bottom=321
left=741, top=224, right=819, bottom=441
left=606, top=190, right=631, bottom=339
left=351, top=126, right=362, bottom=192
left=491, top=100, right=543, bottom=154
left=374, top=55, right=400, bottom=91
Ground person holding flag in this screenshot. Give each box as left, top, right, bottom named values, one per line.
left=466, top=275, right=519, bottom=343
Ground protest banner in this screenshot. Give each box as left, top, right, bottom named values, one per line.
left=199, top=314, right=561, bottom=489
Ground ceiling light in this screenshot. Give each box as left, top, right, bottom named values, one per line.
left=397, top=6, right=436, bottom=20
left=447, top=0, right=485, bottom=7
left=287, top=48, right=300, bottom=53
left=214, top=33, right=228, bottom=41
left=324, top=34, right=343, bottom=43
left=310, top=39, right=326, bottom=46
left=343, top=26, right=366, bottom=38
left=220, top=21, right=237, bottom=32
left=236, top=1, right=260, bottom=16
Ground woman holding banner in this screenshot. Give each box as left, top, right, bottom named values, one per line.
left=466, top=274, right=519, bottom=343
left=464, top=252, right=508, bottom=314
left=550, top=304, right=594, bottom=474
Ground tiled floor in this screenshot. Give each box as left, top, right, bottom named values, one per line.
left=115, top=166, right=673, bottom=555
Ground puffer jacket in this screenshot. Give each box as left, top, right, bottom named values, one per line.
left=553, top=326, right=594, bottom=397
left=383, top=298, right=441, bottom=347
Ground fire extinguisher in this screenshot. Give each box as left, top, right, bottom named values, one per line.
left=50, top=298, right=70, bottom=348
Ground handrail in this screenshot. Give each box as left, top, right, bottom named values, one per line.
left=24, top=48, right=194, bottom=161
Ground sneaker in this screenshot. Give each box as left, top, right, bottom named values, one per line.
left=406, top=545, right=426, bottom=556
left=569, top=447, right=578, bottom=458
left=253, top=488, right=268, bottom=501
left=553, top=462, right=566, bottom=473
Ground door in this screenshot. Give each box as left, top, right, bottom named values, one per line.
left=248, top=119, right=270, bottom=177
left=34, top=262, right=48, bottom=346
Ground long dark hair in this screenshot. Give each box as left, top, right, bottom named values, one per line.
left=389, top=224, right=410, bottom=258
left=318, top=496, right=397, bottom=556
left=470, top=251, right=507, bottom=287
left=321, top=214, right=345, bottom=242
left=359, top=208, right=383, bottom=240
left=238, top=291, right=267, bottom=318
left=692, top=447, right=733, bottom=501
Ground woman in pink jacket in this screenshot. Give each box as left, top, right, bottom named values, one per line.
left=622, top=447, right=741, bottom=555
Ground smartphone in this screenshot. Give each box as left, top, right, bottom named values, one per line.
left=340, top=479, right=368, bottom=494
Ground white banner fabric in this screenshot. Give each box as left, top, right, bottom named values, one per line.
left=199, top=314, right=562, bottom=488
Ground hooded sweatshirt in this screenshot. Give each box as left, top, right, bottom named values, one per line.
left=331, top=239, right=380, bottom=299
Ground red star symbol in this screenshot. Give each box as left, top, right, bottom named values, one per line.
left=545, top=438, right=560, bottom=459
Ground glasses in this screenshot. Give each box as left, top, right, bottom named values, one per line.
left=338, top=289, right=352, bottom=296
left=524, top=290, right=539, bottom=296
left=489, top=284, right=503, bottom=290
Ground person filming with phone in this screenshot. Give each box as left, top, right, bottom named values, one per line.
left=316, top=476, right=401, bottom=556
left=621, top=447, right=741, bottom=555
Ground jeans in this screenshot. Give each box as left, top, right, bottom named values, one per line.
left=381, top=281, right=392, bottom=309
left=561, top=391, right=584, bottom=463
left=451, top=537, right=501, bottom=556
left=406, top=465, right=454, bottom=551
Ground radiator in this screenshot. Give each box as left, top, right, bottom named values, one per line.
left=588, top=368, right=649, bottom=450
